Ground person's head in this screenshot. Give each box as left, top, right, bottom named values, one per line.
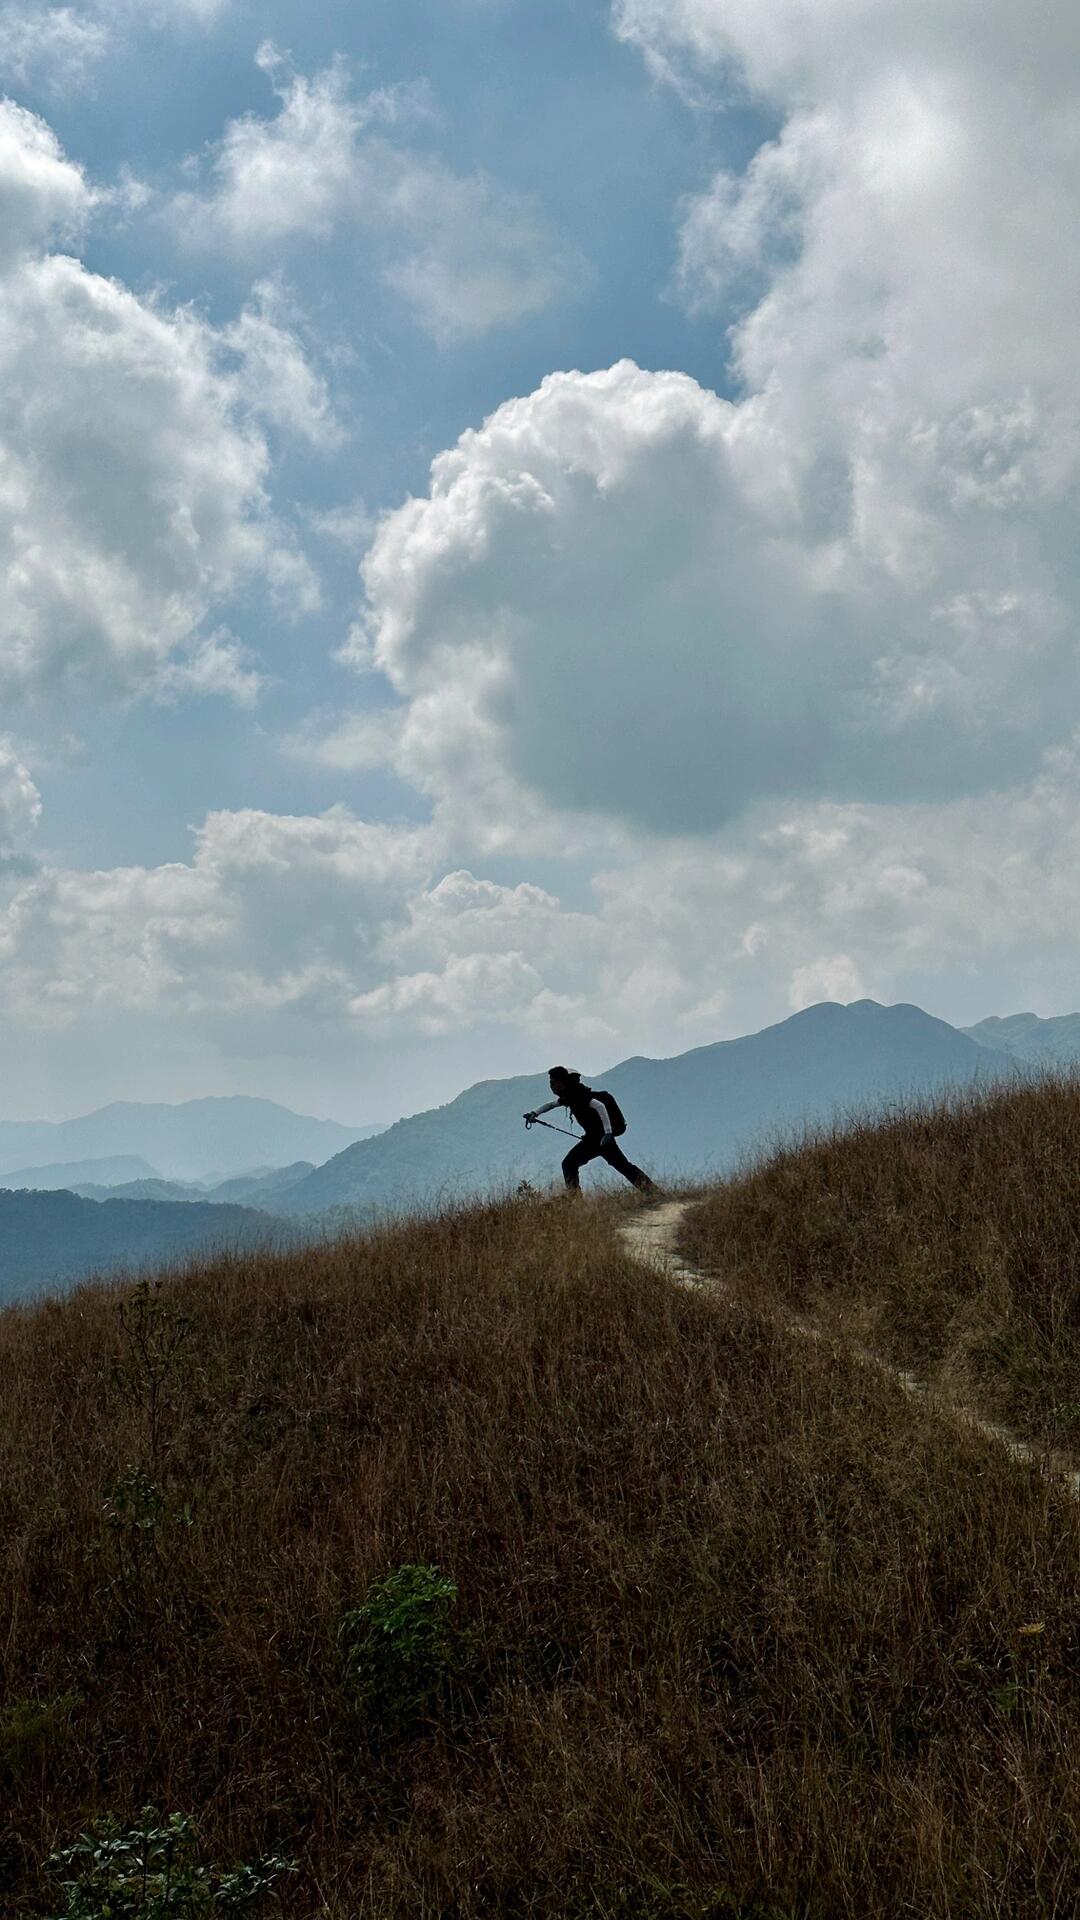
left=548, top=1064, right=578, bottom=1096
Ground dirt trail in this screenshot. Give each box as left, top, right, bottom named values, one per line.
left=619, top=1199, right=1080, bottom=1502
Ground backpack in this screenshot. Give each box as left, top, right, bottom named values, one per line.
left=594, top=1089, right=626, bottom=1137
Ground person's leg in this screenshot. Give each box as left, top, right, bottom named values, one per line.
left=599, top=1138, right=656, bottom=1192
left=562, top=1139, right=597, bottom=1191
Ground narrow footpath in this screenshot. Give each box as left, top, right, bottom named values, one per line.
left=619, top=1199, right=1080, bottom=1502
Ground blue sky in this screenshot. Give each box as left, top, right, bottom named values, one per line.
left=2, top=0, right=1079, bottom=1124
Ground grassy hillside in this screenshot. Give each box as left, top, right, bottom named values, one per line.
left=680, top=1077, right=1080, bottom=1454
left=2, top=1152, right=1078, bottom=1918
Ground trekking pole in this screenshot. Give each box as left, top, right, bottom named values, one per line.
left=524, top=1115, right=580, bottom=1139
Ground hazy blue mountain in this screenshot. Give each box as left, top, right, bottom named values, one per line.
left=963, top=1011, right=1080, bottom=1067
left=72, top=1178, right=206, bottom=1203
left=0, top=1190, right=291, bottom=1305
left=1, top=1155, right=161, bottom=1191
left=203, top=1162, right=316, bottom=1206
left=279, top=999, right=1017, bottom=1217
left=72, top=1163, right=318, bottom=1209
left=0, top=1099, right=383, bottom=1183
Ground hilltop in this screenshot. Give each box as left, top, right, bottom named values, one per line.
left=2, top=1077, right=1078, bottom=1917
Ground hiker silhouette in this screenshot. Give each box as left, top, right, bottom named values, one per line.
left=524, top=1066, right=657, bottom=1194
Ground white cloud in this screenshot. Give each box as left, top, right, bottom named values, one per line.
left=0, top=0, right=228, bottom=87
left=0, top=805, right=433, bottom=1031
left=0, top=9, right=107, bottom=88
left=306, top=498, right=373, bottom=551
left=0, top=800, right=614, bottom=1062
left=174, top=56, right=578, bottom=338
left=359, top=357, right=1080, bottom=842
left=284, top=707, right=404, bottom=774
left=0, top=739, right=40, bottom=867
left=223, top=283, right=343, bottom=450
left=0, top=102, right=328, bottom=707
left=154, top=630, right=264, bottom=707
left=10, top=0, right=1080, bottom=1106
left=350, top=951, right=549, bottom=1034
left=613, top=0, right=1080, bottom=105
left=615, top=1, right=1080, bottom=569
left=0, top=96, right=94, bottom=260
left=9, top=755, right=1080, bottom=1080
left=348, top=0, right=1080, bottom=875
left=585, top=749, right=1080, bottom=1037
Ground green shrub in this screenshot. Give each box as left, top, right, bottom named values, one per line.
left=339, top=1562, right=470, bottom=1740
left=45, top=1807, right=294, bottom=1917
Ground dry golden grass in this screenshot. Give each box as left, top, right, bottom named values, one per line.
left=680, top=1076, right=1080, bottom=1454
left=1, top=1168, right=1078, bottom=1917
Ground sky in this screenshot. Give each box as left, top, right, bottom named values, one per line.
left=1, top=0, right=1079, bottom=1126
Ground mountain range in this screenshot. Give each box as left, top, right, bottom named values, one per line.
left=70, top=1163, right=316, bottom=1209
left=0, top=1097, right=382, bottom=1183
left=275, top=998, right=1019, bottom=1217
left=4, top=999, right=1075, bottom=1302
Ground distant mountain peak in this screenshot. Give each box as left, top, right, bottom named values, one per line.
left=964, top=1010, right=1080, bottom=1064
left=0, top=1099, right=383, bottom=1183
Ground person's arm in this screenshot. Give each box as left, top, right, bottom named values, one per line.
left=524, top=1098, right=561, bottom=1122
left=590, top=1097, right=613, bottom=1143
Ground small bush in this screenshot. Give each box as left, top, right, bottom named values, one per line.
left=339, top=1562, right=470, bottom=1740
left=45, top=1807, right=294, bottom=1917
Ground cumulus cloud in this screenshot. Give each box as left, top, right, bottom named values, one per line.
left=552, top=754, right=1080, bottom=1048
left=0, top=95, right=94, bottom=259
left=349, top=0, right=1080, bottom=866
left=0, top=806, right=432, bottom=1031
left=0, top=101, right=329, bottom=706
left=174, top=53, right=578, bottom=338
left=0, top=802, right=618, bottom=1069
left=10, top=757, right=1080, bottom=1079
left=616, top=0, right=1080, bottom=571
left=357, top=868, right=616, bottom=1037
left=12, top=0, right=1080, bottom=1101
left=349, top=0, right=1080, bottom=1052
left=358, top=359, right=1078, bottom=840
